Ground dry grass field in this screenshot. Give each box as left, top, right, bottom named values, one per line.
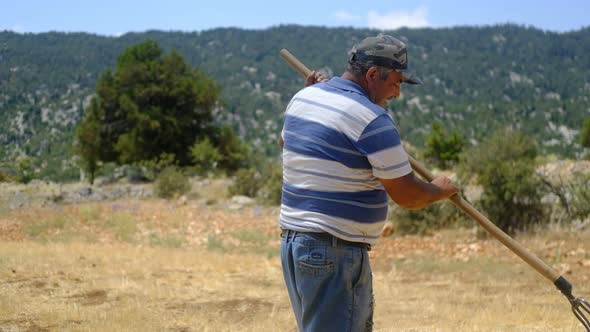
left=1, top=181, right=589, bottom=331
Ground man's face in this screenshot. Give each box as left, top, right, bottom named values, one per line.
left=366, top=68, right=403, bottom=107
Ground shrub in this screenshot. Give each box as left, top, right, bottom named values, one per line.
left=257, top=163, right=283, bottom=205
left=424, top=122, right=466, bottom=169
left=190, top=137, right=222, bottom=175
left=580, top=117, right=590, bottom=149
left=154, top=167, right=191, bottom=199
left=459, top=128, right=546, bottom=233
left=17, top=156, right=34, bottom=184
left=390, top=198, right=467, bottom=235
left=136, top=153, right=177, bottom=181
left=540, top=170, right=590, bottom=224
left=228, top=160, right=283, bottom=205
left=228, top=168, right=263, bottom=198
left=0, top=169, right=11, bottom=182
left=569, top=172, right=590, bottom=221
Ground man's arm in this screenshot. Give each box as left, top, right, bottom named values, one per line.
left=379, top=172, right=458, bottom=210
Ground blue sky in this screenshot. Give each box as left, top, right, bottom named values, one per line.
left=2, top=0, right=589, bottom=36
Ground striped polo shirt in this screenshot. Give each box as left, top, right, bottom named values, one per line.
left=279, top=77, right=412, bottom=245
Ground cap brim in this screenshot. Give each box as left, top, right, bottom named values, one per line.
left=402, top=73, right=422, bottom=85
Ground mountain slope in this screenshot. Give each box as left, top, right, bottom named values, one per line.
left=1, top=25, right=589, bottom=179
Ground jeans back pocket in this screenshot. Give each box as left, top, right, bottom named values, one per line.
left=297, top=260, right=334, bottom=278
left=297, top=246, right=334, bottom=278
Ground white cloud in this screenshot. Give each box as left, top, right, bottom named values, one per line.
left=334, top=11, right=362, bottom=22
left=367, top=7, right=431, bottom=30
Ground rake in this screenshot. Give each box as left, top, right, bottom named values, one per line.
left=279, top=48, right=590, bottom=331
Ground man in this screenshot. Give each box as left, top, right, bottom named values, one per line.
left=279, top=35, right=458, bottom=332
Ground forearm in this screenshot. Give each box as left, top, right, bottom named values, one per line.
left=379, top=172, right=457, bottom=210
left=398, top=178, right=444, bottom=210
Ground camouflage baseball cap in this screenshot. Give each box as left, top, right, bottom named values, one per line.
left=348, top=34, right=422, bottom=85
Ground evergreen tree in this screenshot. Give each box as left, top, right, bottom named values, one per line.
left=75, top=98, right=102, bottom=184
left=76, top=40, right=225, bottom=178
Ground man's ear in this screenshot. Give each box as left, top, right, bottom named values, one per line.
left=366, top=67, right=378, bottom=82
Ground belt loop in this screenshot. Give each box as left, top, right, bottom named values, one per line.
left=331, top=235, right=337, bottom=248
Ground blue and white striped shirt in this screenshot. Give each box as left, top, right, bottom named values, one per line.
left=279, top=77, right=412, bottom=245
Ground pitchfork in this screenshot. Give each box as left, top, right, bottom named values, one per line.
left=279, top=48, right=590, bottom=331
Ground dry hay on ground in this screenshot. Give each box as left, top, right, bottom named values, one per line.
left=0, top=196, right=589, bottom=331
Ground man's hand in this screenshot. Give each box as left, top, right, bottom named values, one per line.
left=305, top=70, right=328, bottom=87
left=430, top=176, right=459, bottom=199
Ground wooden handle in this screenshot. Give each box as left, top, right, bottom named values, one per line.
left=407, top=156, right=560, bottom=282
left=279, top=48, right=561, bottom=283
left=280, top=49, right=312, bottom=77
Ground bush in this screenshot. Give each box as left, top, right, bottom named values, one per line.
left=190, top=137, right=222, bottom=175
left=257, top=164, right=283, bottom=205
left=580, top=117, right=590, bottom=149
left=16, top=156, right=34, bottom=184
left=390, top=198, right=467, bottom=235
left=459, top=128, right=546, bottom=233
left=136, top=153, right=177, bottom=181
left=228, top=161, right=283, bottom=205
left=154, top=167, right=191, bottom=199
left=540, top=170, right=590, bottom=224
left=228, top=168, right=263, bottom=198
left=424, top=122, right=466, bottom=169
left=569, top=172, right=590, bottom=221
left=0, top=169, right=11, bottom=182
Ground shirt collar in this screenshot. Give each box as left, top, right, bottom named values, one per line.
left=326, top=77, right=368, bottom=97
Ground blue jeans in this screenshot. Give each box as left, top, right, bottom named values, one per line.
left=280, top=229, right=374, bottom=332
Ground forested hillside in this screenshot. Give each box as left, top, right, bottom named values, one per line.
left=1, top=24, right=589, bottom=180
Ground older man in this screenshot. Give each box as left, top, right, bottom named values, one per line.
left=279, top=35, right=458, bottom=331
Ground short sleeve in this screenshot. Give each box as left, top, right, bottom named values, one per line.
left=355, top=115, right=412, bottom=179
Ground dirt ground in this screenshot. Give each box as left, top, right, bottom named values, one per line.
left=1, top=195, right=589, bottom=331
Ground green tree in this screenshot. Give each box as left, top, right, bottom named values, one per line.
left=459, top=128, right=546, bottom=233
left=424, top=122, right=465, bottom=169
left=76, top=40, right=222, bottom=175
left=75, top=98, right=102, bottom=184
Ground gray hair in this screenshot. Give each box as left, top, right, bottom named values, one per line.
left=346, top=61, right=393, bottom=80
